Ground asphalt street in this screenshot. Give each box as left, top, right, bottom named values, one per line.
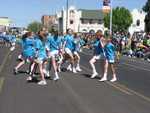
left=0, top=47, right=150, bottom=113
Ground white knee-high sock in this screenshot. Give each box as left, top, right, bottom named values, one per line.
left=90, top=62, right=97, bottom=73
left=103, top=73, right=107, bottom=79
left=76, top=63, right=80, bottom=68
left=55, top=72, right=59, bottom=78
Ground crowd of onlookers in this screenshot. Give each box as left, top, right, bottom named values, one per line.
left=112, top=31, right=150, bottom=61
left=80, top=31, right=150, bottom=62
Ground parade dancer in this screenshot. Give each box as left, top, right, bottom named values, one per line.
left=9, top=32, right=16, bottom=51
left=99, top=37, right=117, bottom=82
left=63, top=29, right=77, bottom=73
left=14, top=32, right=35, bottom=75
left=33, top=31, right=47, bottom=85
left=72, top=33, right=82, bottom=72
left=89, top=31, right=105, bottom=79
left=46, top=31, right=62, bottom=81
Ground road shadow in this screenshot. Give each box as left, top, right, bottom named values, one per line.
left=61, top=67, right=67, bottom=72
left=18, top=70, right=28, bottom=74
left=13, top=70, right=28, bottom=76
left=14, top=70, right=40, bottom=75
left=81, top=73, right=101, bottom=80
left=27, top=77, right=39, bottom=83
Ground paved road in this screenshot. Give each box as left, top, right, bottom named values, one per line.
left=0, top=47, right=150, bottom=113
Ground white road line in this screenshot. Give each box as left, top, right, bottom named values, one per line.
left=80, top=64, right=150, bottom=103
left=0, top=50, right=11, bottom=73
left=0, top=50, right=11, bottom=94
left=106, top=81, right=133, bottom=95
left=0, top=77, right=5, bottom=93
left=80, top=65, right=132, bottom=95
left=114, top=83, right=150, bottom=103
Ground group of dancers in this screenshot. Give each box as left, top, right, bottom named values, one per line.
left=12, top=28, right=117, bottom=85
left=0, top=31, right=16, bottom=51
left=13, top=29, right=84, bottom=85
left=89, top=31, right=117, bottom=82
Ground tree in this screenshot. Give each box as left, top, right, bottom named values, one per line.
left=104, top=7, right=133, bottom=32
left=27, top=21, right=43, bottom=33
left=143, top=0, right=150, bottom=32
left=143, top=0, right=150, bottom=12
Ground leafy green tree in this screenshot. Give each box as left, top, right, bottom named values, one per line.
left=143, top=0, right=150, bottom=12
left=27, top=21, right=43, bottom=33
left=143, top=0, right=150, bottom=32
left=104, top=7, right=133, bottom=32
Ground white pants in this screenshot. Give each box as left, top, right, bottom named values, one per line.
left=35, top=58, right=44, bottom=64
left=93, top=55, right=101, bottom=60
left=65, top=48, right=73, bottom=57
left=49, top=50, right=59, bottom=58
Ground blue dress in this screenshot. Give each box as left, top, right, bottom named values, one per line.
left=34, top=37, right=47, bottom=61
left=21, top=37, right=35, bottom=59
left=46, top=35, right=62, bottom=52
left=93, top=39, right=103, bottom=55
left=104, top=42, right=115, bottom=63
left=64, top=34, right=74, bottom=51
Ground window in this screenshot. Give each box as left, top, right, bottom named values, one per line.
left=70, top=10, right=75, bottom=17
left=98, top=20, right=103, bottom=24
left=81, top=19, right=84, bottom=24
left=70, top=20, right=74, bottom=24
left=70, top=10, right=75, bottom=14
left=136, top=19, right=140, bottom=26
left=89, top=19, right=93, bottom=24
left=81, top=19, right=88, bottom=24
left=89, top=29, right=95, bottom=34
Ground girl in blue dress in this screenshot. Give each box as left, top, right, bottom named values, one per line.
left=45, top=31, right=62, bottom=81
left=34, top=31, right=47, bottom=85
left=63, top=29, right=77, bottom=73
left=72, top=33, right=82, bottom=72
left=89, top=31, right=105, bottom=79
left=99, top=37, right=117, bottom=82
left=14, top=32, right=35, bottom=75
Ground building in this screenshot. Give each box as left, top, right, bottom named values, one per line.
left=129, top=9, right=146, bottom=34
left=41, top=15, right=58, bottom=30
left=0, top=17, right=11, bottom=32
left=57, top=6, right=105, bottom=33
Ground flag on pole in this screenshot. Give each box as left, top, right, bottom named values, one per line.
left=102, top=0, right=111, bottom=13
left=103, top=0, right=110, bottom=6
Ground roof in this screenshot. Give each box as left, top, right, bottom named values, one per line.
left=0, top=17, right=9, bottom=19
left=79, top=9, right=104, bottom=20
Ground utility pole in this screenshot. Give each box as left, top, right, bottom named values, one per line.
left=110, top=0, right=113, bottom=35
left=66, top=0, right=69, bottom=32
left=102, top=0, right=113, bottom=35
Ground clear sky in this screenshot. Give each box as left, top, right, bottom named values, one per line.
left=0, top=0, right=147, bottom=27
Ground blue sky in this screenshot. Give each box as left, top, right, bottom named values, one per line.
left=0, top=0, right=147, bottom=27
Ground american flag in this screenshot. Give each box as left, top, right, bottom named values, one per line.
left=103, top=0, right=110, bottom=6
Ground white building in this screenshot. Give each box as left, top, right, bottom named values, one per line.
left=129, top=9, right=146, bottom=35
left=57, top=6, right=105, bottom=33
left=0, top=17, right=11, bottom=32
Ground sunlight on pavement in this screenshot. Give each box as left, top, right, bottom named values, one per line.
left=0, top=77, right=5, bottom=93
